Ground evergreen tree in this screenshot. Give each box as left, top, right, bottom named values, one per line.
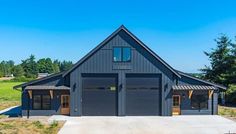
left=59, top=60, right=73, bottom=71
left=52, top=60, right=60, bottom=73
left=21, top=55, right=38, bottom=78
left=37, top=58, right=54, bottom=74
left=227, top=37, right=236, bottom=84
left=201, top=35, right=231, bottom=85
left=11, top=65, right=24, bottom=77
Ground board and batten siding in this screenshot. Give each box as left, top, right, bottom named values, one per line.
left=69, top=30, right=177, bottom=116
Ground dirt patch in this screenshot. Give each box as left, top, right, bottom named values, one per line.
left=0, top=101, right=20, bottom=110
left=219, top=105, right=236, bottom=122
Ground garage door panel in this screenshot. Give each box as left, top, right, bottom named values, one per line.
left=126, top=75, right=161, bottom=116
left=82, top=76, right=117, bottom=116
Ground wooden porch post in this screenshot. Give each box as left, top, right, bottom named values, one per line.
left=49, top=90, right=53, bottom=99
left=188, top=90, right=193, bottom=99
left=208, top=90, right=214, bottom=99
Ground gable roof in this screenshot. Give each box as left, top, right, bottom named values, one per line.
left=63, top=25, right=181, bottom=78
left=13, top=72, right=64, bottom=89
left=176, top=70, right=227, bottom=90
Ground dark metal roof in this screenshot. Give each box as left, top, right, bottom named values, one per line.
left=62, top=25, right=181, bottom=78
left=176, top=70, right=227, bottom=90
left=172, top=85, right=217, bottom=90
left=25, top=85, right=70, bottom=90
left=13, top=72, right=64, bottom=89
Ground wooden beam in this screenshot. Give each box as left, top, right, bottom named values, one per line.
left=189, top=90, right=193, bottom=99
left=28, top=90, right=32, bottom=99
left=50, top=90, right=53, bottom=99
left=209, top=90, right=214, bottom=99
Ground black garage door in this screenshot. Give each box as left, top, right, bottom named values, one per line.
left=82, top=74, right=118, bottom=116
left=126, top=74, right=161, bottom=115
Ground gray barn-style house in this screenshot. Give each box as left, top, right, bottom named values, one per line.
left=14, top=25, right=226, bottom=116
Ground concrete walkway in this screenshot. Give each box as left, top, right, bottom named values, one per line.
left=49, top=115, right=236, bottom=134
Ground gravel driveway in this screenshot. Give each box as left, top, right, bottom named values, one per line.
left=49, top=115, right=236, bottom=134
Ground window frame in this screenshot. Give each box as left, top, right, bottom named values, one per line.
left=33, top=94, right=51, bottom=110
left=113, top=47, right=131, bottom=62
left=173, top=95, right=180, bottom=107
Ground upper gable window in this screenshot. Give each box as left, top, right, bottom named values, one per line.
left=113, top=47, right=131, bottom=62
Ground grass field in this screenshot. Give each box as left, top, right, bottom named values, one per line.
left=0, top=81, right=23, bottom=110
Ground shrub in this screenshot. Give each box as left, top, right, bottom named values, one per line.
left=50, top=121, right=58, bottom=128
left=225, top=84, right=236, bottom=104
left=33, top=121, right=44, bottom=129
left=3, top=76, right=35, bottom=82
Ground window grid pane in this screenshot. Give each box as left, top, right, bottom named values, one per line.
left=122, top=47, right=131, bottom=62
left=113, top=48, right=122, bottom=62
left=42, top=95, right=51, bottom=110
left=33, top=95, right=41, bottom=110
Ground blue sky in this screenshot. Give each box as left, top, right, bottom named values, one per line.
left=0, top=0, right=236, bottom=73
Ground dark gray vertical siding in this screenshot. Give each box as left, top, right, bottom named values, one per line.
left=69, top=31, right=175, bottom=116
left=213, top=92, right=218, bottom=115
left=70, top=70, right=81, bottom=116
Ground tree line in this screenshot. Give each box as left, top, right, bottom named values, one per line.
left=201, top=35, right=236, bottom=103
left=0, top=55, right=73, bottom=78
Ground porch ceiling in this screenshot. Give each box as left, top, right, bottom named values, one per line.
left=172, top=85, right=217, bottom=90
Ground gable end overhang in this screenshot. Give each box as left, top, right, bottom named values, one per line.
left=62, top=25, right=181, bottom=78
left=176, top=70, right=227, bottom=90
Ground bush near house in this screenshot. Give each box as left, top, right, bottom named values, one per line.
left=225, top=85, right=236, bottom=104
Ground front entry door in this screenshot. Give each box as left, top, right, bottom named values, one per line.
left=61, top=95, right=70, bottom=115
left=172, top=95, right=181, bottom=115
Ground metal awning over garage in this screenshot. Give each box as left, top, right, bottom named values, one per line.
left=25, top=85, right=70, bottom=90
left=172, top=85, right=217, bottom=90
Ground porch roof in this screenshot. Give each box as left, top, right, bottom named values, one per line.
left=25, top=85, right=70, bottom=90
left=172, top=85, right=217, bottom=90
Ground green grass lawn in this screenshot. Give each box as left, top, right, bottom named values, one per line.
left=0, top=81, right=24, bottom=110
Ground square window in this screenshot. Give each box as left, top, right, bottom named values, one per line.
left=191, top=93, right=208, bottom=110
left=33, top=94, right=51, bottom=110
left=113, top=47, right=131, bottom=62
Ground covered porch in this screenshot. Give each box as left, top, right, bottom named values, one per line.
left=22, top=85, right=70, bottom=117
left=172, top=85, right=218, bottom=115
